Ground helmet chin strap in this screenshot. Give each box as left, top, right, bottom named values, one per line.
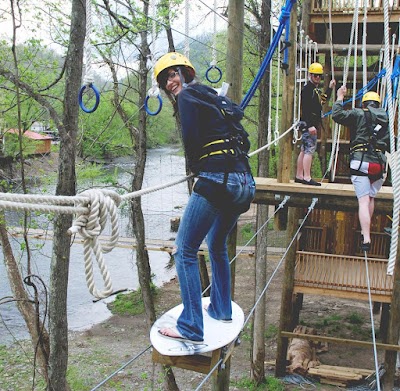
left=177, top=68, right=188, bottom=88
left=177, top=67, right=196, bottom=89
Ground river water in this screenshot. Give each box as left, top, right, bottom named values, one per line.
left=0, top=147, right=188, bottom=346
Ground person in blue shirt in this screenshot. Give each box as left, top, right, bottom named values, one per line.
left=153, top=52, right=255, bottom=344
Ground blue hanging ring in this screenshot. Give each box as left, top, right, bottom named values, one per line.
left=144, top=94, right=163, bottom=116
left=205, top=65, right=222, bottom=84
left=79, top=83, right=100, bottom=113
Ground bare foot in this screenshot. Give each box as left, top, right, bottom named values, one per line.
left=157, top=327, right=204, bottom=344
left=159, top=327, right=181, bottom=338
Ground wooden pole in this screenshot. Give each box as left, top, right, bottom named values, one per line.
left=275, top=5, right=297, bottom=232
left=213, top=1, right=244, bottom=390
left=275, top=207, right=301, bottom=377
left=277, top=7, right=297, bottom=184
left=251, top=0, right=271, bottom=383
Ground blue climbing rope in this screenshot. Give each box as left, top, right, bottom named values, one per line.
left=323, top=69, right=386, bottom=117
left=240, top=0, right=296, bottom=109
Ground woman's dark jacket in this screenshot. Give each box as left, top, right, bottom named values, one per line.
left=176, top=84, right=251, bottom=174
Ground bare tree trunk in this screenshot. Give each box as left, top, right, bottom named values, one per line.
left=0, top=212, right=50, bottom=383
left=251, top=0, right=271, bottom=383
left=48, top=0, right=85, bottom=389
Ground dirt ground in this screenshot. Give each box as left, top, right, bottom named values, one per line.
left=65, top=250, right=390, bottom=391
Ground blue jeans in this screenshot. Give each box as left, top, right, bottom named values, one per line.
left=174, top=171, right=255, bottom=341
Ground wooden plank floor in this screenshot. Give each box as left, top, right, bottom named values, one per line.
left=253, top=177, right=393, bottom=213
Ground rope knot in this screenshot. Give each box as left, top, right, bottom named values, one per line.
left=68, top=189, right=122, bottom=299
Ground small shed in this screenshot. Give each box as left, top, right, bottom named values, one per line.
left=4, top=129, right=52, bottom=155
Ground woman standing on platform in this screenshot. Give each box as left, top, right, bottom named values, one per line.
left=153, top=52, right=255, bottom=344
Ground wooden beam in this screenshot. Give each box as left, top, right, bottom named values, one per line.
left=317, top=44, right=384, bottom=54
left=280, top=331, right=400, bottom=351
left=293, top=286, right=391, bottom=303
left=253, top=178, right=393, bottom=213
left=152, top=349, right=213, bottom=374
left=310, top=13, right=400, bottom=24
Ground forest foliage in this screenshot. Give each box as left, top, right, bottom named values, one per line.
left=1, top=19, right=281, bottom=179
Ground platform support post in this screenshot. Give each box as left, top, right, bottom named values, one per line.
left=275, top=206, right=301, bottom=377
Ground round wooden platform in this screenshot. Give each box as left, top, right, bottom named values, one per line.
left=150, top=297, right=244, bottom=356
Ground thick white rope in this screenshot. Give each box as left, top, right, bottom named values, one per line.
left=362, top=0, right=368, bottom=88
left=293, top=23, right=299, bottom=122
left=210, top=0, right=217, bottom=67
left=250, top=123, right=297, bottom=157
left=147, top=0, right=160, bottom=99
left=0, top=174, right=191, bottom=299
left=352, top=7, right=359, bottom=107
left=184, top=0, right=190, bottom=59
left=343, top=0, right=359, bottom=87
left=69, top=189, right=121, bottom=298
left=385, top=0, right=400, bottom=275
left=83, top=0, right=94, bottom=86
left=274, top=40, right=282, bottom=146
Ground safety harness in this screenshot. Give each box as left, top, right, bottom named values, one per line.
left=350, top=109, right=387, bottom=182
left=191, top=86, right=253, bottom=213
left=198, top=90, right=250, bottom=163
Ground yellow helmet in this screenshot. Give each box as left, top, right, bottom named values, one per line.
left=154, top=52, right=195, bottom=84
left=362, top=91, right=381, bottom=104
left=308, top=62, right=323, bottom=75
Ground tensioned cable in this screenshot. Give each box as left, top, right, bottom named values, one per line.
left=195, top=0, right=282, bottom=56
left=243, top=198, right=318, bottom=327
left=194, top=356, right=224, bottom=391
left=363, top=250, right=381, bottom=391
left=194, top=197, right=319, bottom=390
left=202, top=195, right=290, bottom=296
left=90, top=345, right=152, bottom=391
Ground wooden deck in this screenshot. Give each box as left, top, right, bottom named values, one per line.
left=294, top=251, right=393, bottom=302
left=254, top=177, right=393, bottom=213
